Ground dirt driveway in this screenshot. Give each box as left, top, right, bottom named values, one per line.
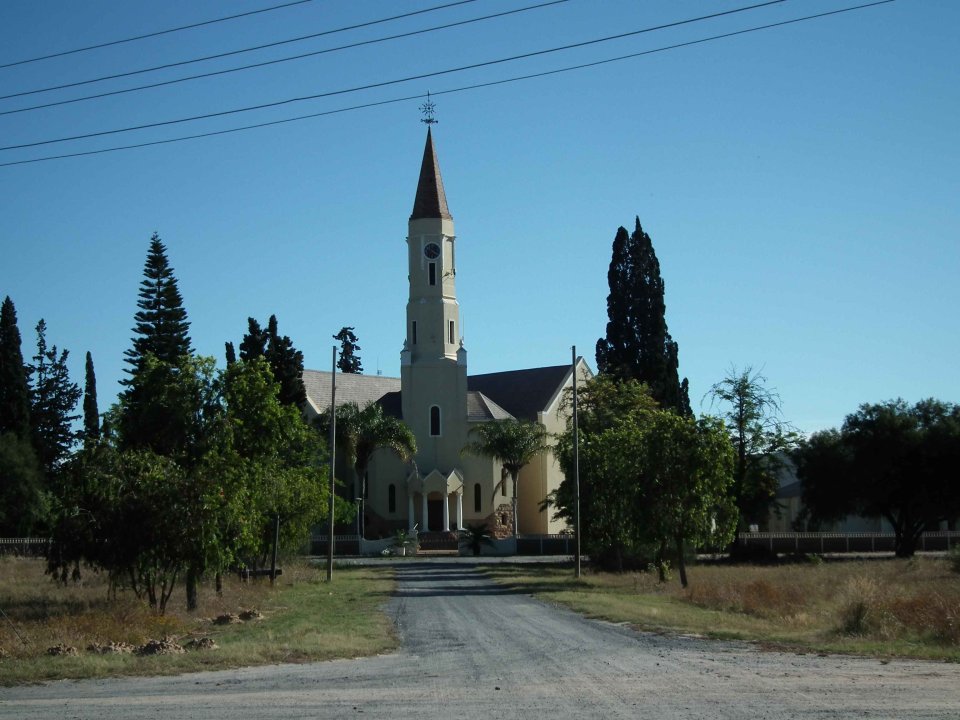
left=2, top=560, right=957, bottom=719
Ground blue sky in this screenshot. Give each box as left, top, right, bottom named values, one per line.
left=1, top=0, right=957, bottom=434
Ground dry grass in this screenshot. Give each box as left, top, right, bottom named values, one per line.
left=484, top=556, right=960, bottom=661
left=0, top=556, right=396, bottom=684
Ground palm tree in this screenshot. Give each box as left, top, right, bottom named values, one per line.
left=317, top=402, right=417, bottom=538
left=462, top=419, right=550, bottom=536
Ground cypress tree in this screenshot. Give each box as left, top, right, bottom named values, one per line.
left=122, top=232, right=192, bottom=383
left=238, top=317, right=267, bottom=361
left=266, top=315, right=306, bottom=408
left=596, top=217, right=690, bottom=414
left=0, top=296, right=31, bottom=438
left=334, top=326, right=363, bottom=374
left=232, top=315, right=305, bottom=407
left=28, top=319, right=81, bottom=477
left=224, top=341, right=237, bottom=366
left=83, top=351, right=99, bottom=444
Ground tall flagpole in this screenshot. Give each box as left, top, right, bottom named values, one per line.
left=572, top=345, right=581, bottom=579
left=326, top=346, right=337, bottom=582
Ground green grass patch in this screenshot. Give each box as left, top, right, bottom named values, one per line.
left=0, top=557, right=396, bottom=685
left=484, top=556, right=960, bottom=662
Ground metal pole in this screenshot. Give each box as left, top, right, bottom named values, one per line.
left=326, top=346, right=337, bottom=582
left=572, top=346, right=581, bottom=579
left=270, top=512, right=280, bottom=586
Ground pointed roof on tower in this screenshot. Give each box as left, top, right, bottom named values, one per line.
left=410, top=127, right=452, bottom=221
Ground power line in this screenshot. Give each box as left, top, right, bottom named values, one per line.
left=0, top=0, right=314, bottom=70
left=0, top=0, right=789, bottom=152
left=0, top=0, right=480, bottom=101
left=0, top=0, right=569, bottom=117
left=0, top=0, right=896, bottom=169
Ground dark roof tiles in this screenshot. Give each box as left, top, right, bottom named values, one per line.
left=410, top=127, right=452, bottom=221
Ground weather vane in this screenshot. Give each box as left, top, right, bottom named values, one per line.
left=420, top=91, right=438, bottom=125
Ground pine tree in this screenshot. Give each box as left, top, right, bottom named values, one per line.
left=28, top=320, right=81, bottom=478
left=119, top=234, right=193, bottom=451
left=224, top=341, right=237, bottom=366
left=595, top=218, right=690, bottom=414
left=83, top=351, right=99, bottom=445
left=122, top=232, right=192, bottom=382
left=0, top=296, right=32, bottom=438
left=334, top=326, right=363, bottom=374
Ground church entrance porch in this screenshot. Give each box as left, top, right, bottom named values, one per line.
left=427, top=495, right=444, bottom=532
left=407, top=469, right=464, bottom=532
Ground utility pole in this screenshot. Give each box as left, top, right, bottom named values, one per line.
left=326, top=346, right=337, bottom=582
left=572, top=345, right=581, bottom=579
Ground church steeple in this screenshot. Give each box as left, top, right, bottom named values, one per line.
left=410, top=127, right=452, bottom=221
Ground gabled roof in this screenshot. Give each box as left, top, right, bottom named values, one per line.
left=301, top=369, right=400, bottom=417
left=467, top=364, right=573, bottom=421
left=302, top=362, right=584, bottom=423
left=410, top=127, right=452, bottom=221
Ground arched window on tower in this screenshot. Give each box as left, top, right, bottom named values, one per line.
left=474, top=483, right=481, bottom=513
left=388, top=484, right=396, bottom=514
left=430, top=406, right=441, bottom=436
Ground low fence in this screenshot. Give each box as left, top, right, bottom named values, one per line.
left=736, top=531, right=959, bottom=554
left=310, top=533, right=571, bottom=557
left=516, top=534, right=576, bottom=555
left=0, top=538, right=50, bottom=556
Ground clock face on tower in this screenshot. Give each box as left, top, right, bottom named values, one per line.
left=423, top=242, right=440, bottom=259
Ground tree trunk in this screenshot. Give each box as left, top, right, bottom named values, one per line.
left=511, top=471, right=519, bottom=537
left=186, top=565, right=198, bottom=611
left=215, top=571, right=223, bottom=596
left=675, top=535, right=688, bottom=588
left=657, top=539, right=668, bottom=583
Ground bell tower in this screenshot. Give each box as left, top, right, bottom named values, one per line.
left=400, top=123, right=468, bottom=473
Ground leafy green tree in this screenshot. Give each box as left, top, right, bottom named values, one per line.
left=551, top=375, right=660, bottom=569
left=52, top=357, right=341, bottom=611
left=334, top=326, right=363, bottom=374
left=28, top=320, right=81, bottom=481
left=0, top=432, right=47, bottom=536
left=117, top=354, right=220, bottom=463
left=462, top=419, right=550, bottom=536
left=552, top=375, right=735, bottom=579
left=705, top=366, right=797, bottom=531
left=317, top=402, right=416, bottom=537
left=595, top=218, right=691, bottom=415
left=795, top=399, right=960, bottom=557
left=641, top=413, right=736, bottom=586
left=0, top=296, right=31, bottom=438
left=82, top=351, right=99, bottom=446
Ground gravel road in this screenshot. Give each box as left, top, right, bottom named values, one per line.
left=2, top=560, right=958, bottom=719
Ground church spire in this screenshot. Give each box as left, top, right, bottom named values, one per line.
left=410, top=127, right=452, bottom=221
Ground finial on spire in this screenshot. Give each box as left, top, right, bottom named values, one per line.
left=420, top=91, right=438, bottom=125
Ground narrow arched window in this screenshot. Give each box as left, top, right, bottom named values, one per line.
left=474, top=483, right=481, bottom=513
left=430, top=406, right=441, bottom=436
left=388, top=484, right=396, bottom=514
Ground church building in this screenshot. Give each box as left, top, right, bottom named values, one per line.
left=303, top=128, right=589, bottom=539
